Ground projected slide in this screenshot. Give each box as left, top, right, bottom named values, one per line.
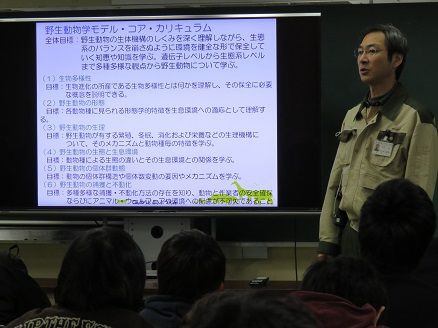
left=36, top=18, right=277, bottom=207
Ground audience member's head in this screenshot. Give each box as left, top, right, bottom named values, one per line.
left=157, top=229, right=225, bottom=301
left=54, top=226, right=146, bottom=311
left=181, top=290, right=318, bottom=328
left=0, top=245, right=27, bottom=273
left=0, top=245, right=51, bottom=325
left=359, top=178, right=436, bottom=274
left=301, top=256, right=387, bottom=311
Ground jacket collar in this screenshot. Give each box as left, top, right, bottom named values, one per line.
left=355, top=82, right=409, bottom=122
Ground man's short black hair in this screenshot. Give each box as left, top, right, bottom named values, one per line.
left=360, top=24, right=408, bottom=80
left=157, top=229, right=225, bottom=301
left=301, top=256, right=387, bottom=311
left=181, top=290, right=317, bottom=328
left=54, top=226, right=146, bottom=311
left=359, top=178, right=436, bottom=274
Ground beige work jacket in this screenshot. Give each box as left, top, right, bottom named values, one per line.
left=319, top=84, right=438, bottom=255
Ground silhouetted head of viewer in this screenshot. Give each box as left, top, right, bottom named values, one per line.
left=359, top=178, right=436, bottom=274
left=301, top=256, right=388, bottom=313
left=54, top=226, right=146, bottom=311
left=157, top=229, right=226, bottom=301
left=181, top=290, right=318, bottom=328
left=0, top=245, right=51, bottom=325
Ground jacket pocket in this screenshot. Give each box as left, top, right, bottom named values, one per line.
left=368, top=143, right=401, bottom=167
left=355, top=173, right=383, bottom=214
left=358, top=172, right=382, bottom=190
left=337, top=129, right=356, bottom=165
left=365, top=137, right=407, bottom=180
left=367, top=130, right=406, bottom=167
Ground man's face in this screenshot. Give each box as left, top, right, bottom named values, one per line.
left=357, top=31, right=401, bottom=87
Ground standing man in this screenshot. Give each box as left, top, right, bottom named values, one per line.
left=318, top=24, right=438, bottom=258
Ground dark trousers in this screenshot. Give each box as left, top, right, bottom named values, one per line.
left=340, top=223, right=361, bottom=258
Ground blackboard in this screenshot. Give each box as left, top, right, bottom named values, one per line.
left=215, top=2, right=438, bottom=242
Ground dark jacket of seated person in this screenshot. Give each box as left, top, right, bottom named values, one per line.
left=415, top=237, right=438, bottom=288
left=141, top=295, right=192, bottom=328
left=0, top=247, right=50, bottom=325
left=7, top=227, right=152, bottom=328
left=140, top=230, right=226, bottom=328
left=379, top=273, right=438, bottom=328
